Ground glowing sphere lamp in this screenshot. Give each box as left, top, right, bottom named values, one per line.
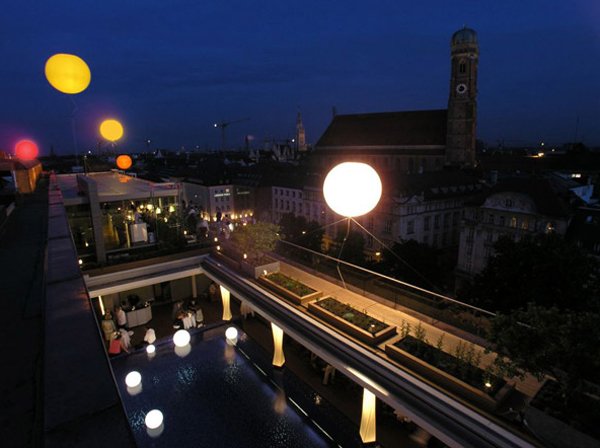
left=225, top=327, right=238, bottom=340
left=45, top=54, right=91, bottom=94
left=116, top=155, right=132, bottom=170
left=173, top=329, right=190, bottom=347
left=145, top=409, right=163, bottom=429
left=146, top=344, right=156, bottom=354
left=125, top=371, right=142, bottom=388
left=100, top=119, right=124, bottom=141
left=323, top=162, right=382, bottom=217
left=15, top=140, right=39, bottom=160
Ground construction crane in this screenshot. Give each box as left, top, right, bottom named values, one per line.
left=214, top=118, right=250, bottom=154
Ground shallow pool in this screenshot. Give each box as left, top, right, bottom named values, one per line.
left=112, top=327, right=351, bottom=447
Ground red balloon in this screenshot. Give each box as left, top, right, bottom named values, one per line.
left=16, top=140, right=39, bottom=160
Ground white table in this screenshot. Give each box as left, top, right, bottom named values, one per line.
left=125, top=306, right=152, bottom=328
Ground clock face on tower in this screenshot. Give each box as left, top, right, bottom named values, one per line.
left=456, top=83, right=467, bottom=95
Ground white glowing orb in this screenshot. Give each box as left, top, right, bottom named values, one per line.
left=225, top=327, right=238, bottom=340
left=146, top=344, right=156, bottom=354
left=125, top=371, right=142, bottom=388
left=173, top=329, right=190, bottom=347
left=323, top=162, right=382, bottom=217
left=145, top=409, right=163, bottom=429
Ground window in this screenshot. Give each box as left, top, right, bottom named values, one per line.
left=434, top=215, right=440, bottom=230
left=384, top=220, right=392, bottom=233
left=466, top=244, right=473, bottom=255
left=488, top=214, right=494, bottom=224
left=521, top=219, right=529, bottom=230
left=510, top=217, right=517, bottom=228
left=367, top=216, right=374, bottom=230
left=444, top=213, right=450, bottom=229
left=547, top=222, right=555, bottom=234
left=467, top=227, right=474, bottom=239
left=499, top=216, right=505, bottom=227
left=459, top=61, right=466, bottom=73
left=292, top=191, right=296, bottom=198
left=505, top=198, right=514, bottom=208
left=486, top=231, right=493, bottom=242
left=275, top=199, right=278, bottom=208
left=286, top=190, right=289, bottom=197
left=484, top=247, right=492, bottom=260
left=407, top=220, right=414, bottom=234
left=424, top=216, right=430, bottom=231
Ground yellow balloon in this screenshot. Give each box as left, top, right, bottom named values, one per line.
left=100, top=119, right=124, bottom=141
left=45, top=54, right=91, bottom=94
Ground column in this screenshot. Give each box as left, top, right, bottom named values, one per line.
left=360, top=388, right=376, bottom=443
left=219, top=285, right=232, bottom=321
left=271, top=323, right=285, bottom=367
left=191, top=275, right=197, bottom=298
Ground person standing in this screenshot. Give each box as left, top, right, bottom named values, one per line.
left=101, top=312, right=117, bottom=346
left=115, top=306, right=127, bottom=329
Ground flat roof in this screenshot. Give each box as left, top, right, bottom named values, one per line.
left=57, top=171, right=179, bottom=205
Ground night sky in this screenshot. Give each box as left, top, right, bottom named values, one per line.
left=1, top=0, right=599, bottom=156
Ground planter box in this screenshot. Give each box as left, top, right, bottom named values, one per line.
left=308, top=298, right=396, bottom=346
left=385, top=342, right=513, bottom=412
left=240, top=258, right=280, bottom=279
left=258, top=274, right=322, bottom=306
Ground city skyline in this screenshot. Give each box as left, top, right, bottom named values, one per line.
left=1, top=0, right=599, bottom=156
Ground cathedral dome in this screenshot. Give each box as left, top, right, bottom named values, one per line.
left=451, top=27, right=478, bottom=46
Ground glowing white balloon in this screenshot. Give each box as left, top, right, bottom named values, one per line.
left=323, top=162, right=382, bottom=217
left=225, top=327, right=238, bottom=340
left=125, top=371, right=141, bottom=388
left=173, top=329, right=190, bottom=347
left=146, top=344, right=156, bottom=354
left=145, top=409, right=163, bottom=429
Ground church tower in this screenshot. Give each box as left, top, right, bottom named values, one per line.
left=296, top=108, right=307, bottom=152
left=445, top=27, right=479, bottom=168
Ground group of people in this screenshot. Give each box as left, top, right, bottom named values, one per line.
left=101, top=306, right=134, bottom=355
left=172, top=300, right=204, bottom=329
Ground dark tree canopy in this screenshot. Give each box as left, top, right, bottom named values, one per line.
left=377, top=239, right=447, bottom=290
left=470, top=234, right=599, bottom=313
left=333, top=229, right=365, bottom=266
left=489, top=305, right=600, bottom=398
left=278, top=212, right=323, bottom=252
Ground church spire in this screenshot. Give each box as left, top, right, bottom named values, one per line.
left=296, top=107, right=307, bottom=152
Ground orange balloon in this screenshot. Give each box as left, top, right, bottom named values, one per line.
left=15, top=140, right=39, bottom=160
left=116, top=155, right=132, bottom=170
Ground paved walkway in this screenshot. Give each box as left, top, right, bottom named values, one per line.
left=275, top=258, right=543, bottom=400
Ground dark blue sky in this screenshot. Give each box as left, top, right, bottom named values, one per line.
left=1, top=0, right=599, bottom=155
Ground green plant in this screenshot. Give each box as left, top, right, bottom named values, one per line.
left=230, top=222, right=281, bottom=263
left=267, top=272, right=316, bottom=297
left=317, top=297, right=388, bottom=333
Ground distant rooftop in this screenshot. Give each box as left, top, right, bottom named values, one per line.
left=315, top=109, right=447, bottom=149
left=57, top=171, right=179, bottom=205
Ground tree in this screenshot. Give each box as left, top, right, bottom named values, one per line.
left=332, top=228, right=365, bottom=266
left=377, top=240, right=446, bottom=290
left=299, top=220, right=324, bottom=253
left=488, top=304, right=600, bottom=402
left=230, top=222, right=281, bottom=263
left=279, top=213, right=324, bottom=253
left=469, top=234, right=599, bottom=313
